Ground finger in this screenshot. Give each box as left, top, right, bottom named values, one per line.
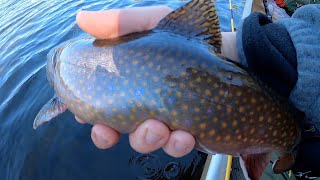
left=129, top=119, right=170, bottom=154
left=75, top=116, right=86, bottom=124
left=162, top=130, right=195, bottom=158
left=91, top=124, right=120, bottom=149
left=76, top=6, right=173, bottom=39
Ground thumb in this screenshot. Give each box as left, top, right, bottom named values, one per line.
left=76, top=6, right=173, bottom=39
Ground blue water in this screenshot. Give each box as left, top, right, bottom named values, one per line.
left=0, top=0, right=245, bottom=179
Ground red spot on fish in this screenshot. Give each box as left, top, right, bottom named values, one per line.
left=185, top=120, right=190, bottom=126
left=183, top=118, right=193, bottom=128
left=140, top=113, right=146, bottom=118
left=207, top=107, right=214, bottom=113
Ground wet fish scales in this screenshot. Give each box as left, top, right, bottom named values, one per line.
left=48, top=32, right=300, bottom=175
left=57, top=34, right=223, bottom=133
left=34, top=0, right=302, bottom=179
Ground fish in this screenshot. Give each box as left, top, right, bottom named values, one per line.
left=33, top=0, right=303, bottom=179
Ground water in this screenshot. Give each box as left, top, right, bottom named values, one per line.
left=0, top=0, right=245, bottom=179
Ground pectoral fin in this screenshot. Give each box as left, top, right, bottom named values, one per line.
left=272, top=153, right=296, bottom=174
left=239, top=153, right=272, bottom=180
left=33, top=96, right=67, bottom=129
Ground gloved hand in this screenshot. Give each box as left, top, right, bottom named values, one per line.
left=241, top=12, right=320, bottom=179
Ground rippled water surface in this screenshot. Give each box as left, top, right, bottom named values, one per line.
left=0, top=0, right=244, bottom=179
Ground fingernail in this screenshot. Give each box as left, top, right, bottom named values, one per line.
left=75, top=116, right=86, bottom=124
left=95, top=131, right=109, bottom=145
left=174, top=141, right=187, bottom=152
left=145, top=130, right=162, bottom=145
left=78, top=10, right=88, bottom=14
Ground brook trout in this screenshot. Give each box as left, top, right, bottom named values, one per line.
left=34, top=0, right=302, bottom=179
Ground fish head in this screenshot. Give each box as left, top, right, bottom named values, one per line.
left=46, top=47, right=59, bottom=86
left=45, top=38, right=98, bottom=86
left=46, top=40, right=74, bottom=87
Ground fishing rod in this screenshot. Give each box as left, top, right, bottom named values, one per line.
left=229, top=0, right=236, bottom=32
left=226, top=0, right=235, bottom=178
left=262, top=0, right=273, bottom=20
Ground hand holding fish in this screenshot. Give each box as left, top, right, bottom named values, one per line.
left=34, top=1, right=317, bottom=179
left=75, top=6, right=197, bottom=158
left=75, top=5, right=240, bottom=158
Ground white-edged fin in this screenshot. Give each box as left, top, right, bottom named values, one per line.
left=272, top=153, right=296, bottom=174
left=240, top=153, right=272, bottom=180
left=33, top=96, right=67, bottom=129
left=239, top=156, right=251, bottom=180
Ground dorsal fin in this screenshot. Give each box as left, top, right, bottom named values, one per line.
left=156, top=0, right=222, bottom=52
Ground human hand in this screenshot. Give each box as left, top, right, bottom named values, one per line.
left=75, top=6, right=196, bottom=158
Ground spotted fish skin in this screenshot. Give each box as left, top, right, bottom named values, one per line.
left=48, top=29, right=300, bottom=156
left=35, top=0, right=302, bottom=179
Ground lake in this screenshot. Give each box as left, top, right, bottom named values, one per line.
left=0, top=0, right=244, bottom=179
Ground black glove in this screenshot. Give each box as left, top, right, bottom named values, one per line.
left=242, top=12, right=297, bottom=98
left=241, top=12, right=320, bottom=179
